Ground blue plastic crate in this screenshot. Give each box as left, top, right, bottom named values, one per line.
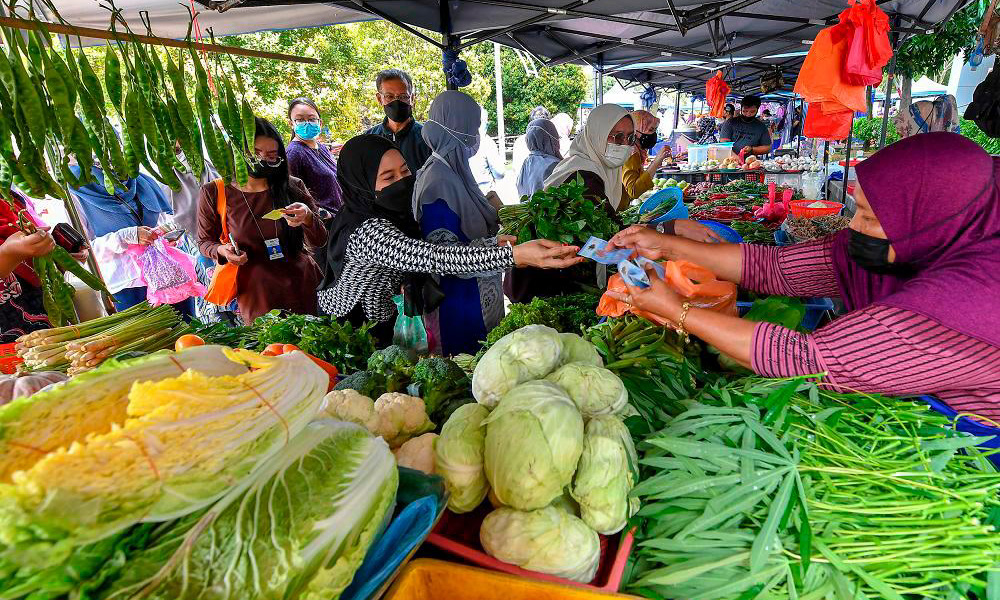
left=737, top=297, right=835, bottom=332
left=920, top=395, right=1000, bottom=468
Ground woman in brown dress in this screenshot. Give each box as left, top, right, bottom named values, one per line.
left=197, top=118, right=327, bottom=322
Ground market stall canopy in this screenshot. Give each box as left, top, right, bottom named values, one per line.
left=40, top=0, right=972, bottom=90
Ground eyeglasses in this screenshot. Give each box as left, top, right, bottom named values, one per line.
left=254, top=155, right=284, bottom=168
left=379, top=92, right=412, bottom=103
left=292, top=118, right=320, bottom=125
left=608, top=132, right=637, bottom=145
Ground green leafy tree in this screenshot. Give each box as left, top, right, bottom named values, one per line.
left=892, top=3, right=981, bottom=80
left=474, top=45, right=588, bottom=136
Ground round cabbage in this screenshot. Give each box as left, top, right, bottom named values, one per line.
left=435, top=403, right=490, bottom=513
left=559, top=333, right=603, bottom=367
left=483, top=381, right=583, bottom=510
left=546, top=363, right=627, bottom=417
left=472, top=325, right=563, bottom=408
left=480, top=506, right=600, bottom=583
left=571, top=415, right=639, bottom=534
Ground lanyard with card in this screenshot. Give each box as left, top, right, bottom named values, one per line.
left=237, top=189, right=285, bottom=261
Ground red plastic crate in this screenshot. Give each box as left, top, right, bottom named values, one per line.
left=742, top=172, right=764, bottom=182
left=0, top=343, right=22, bottom=374
left=425, top=503, right=635, bottom=593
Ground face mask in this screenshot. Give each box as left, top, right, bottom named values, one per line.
left=638, top=132, right=657, bottom=150
left=293, top=122, right=322, bottom=140
left=384, top=100, right=412, bottom=123
left=248, top=159, right=283, bottom=180
left=374, top=174, right=415, bottom=211
left=604, top=143, right=633, bottom=167
left=848, top=229, right=909, bottom=275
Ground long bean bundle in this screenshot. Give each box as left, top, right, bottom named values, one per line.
left=627, top=377, right=1000, bottom=600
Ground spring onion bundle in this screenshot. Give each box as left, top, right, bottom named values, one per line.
left=627, top=377, right=1000, bottom=600
left=16, top=302, right=187, bottom=374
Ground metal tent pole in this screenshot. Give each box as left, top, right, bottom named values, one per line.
left=878, top=15, right=901, bottom=148
left=842, top=113, right=854, bottom=205
left=596, top=58, right=605, bottom=104
left=493, top=42, right=506, bottom=159
left=673, top=89, right=681, bottom=129
left=796, top=97, right=803, bottom=156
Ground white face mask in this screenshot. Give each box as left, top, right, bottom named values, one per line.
left=604, top=143, right=633, bottom=167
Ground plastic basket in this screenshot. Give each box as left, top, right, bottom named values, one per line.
left=639, top=187, right=688, bottom=224
left=426, top=503, right=635, bottom=593
left=742, top=172, right=764, bottom=182
left=789, top=200, right=844, bottom=218
left=384, top=559, right=635, bottom=600
left=737, top=297, right=835, bottom=332
left=708, top=172, right=725, bottom=183
left=0, top=343, right=21, bottom=375
left=698, top=220, right=743, bottom=243
left=920, top=395, right=1000, bottom=468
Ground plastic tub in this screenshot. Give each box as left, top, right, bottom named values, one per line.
left=698, top=220, right=742, bottom=243
left=426, top=504, right=635, bottom=593
left=710, top=142, right=734, bottom=162
left=737, top=297, right=836, bottom=332
left=384, top=559, right=635, bottom=600
left=789, top=199, right=843, bottom=218
left=920, top=395, right=1000, bottom=468
left=687, top=144, right=709, bottom=164
left=639, top=187, right=688, bottom=223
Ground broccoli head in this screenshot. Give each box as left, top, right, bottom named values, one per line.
left=407, top=356, right=471, bottom=419
left=366, top=345, right=415, bottom=392
left=333, top=370, right=387, bottom=399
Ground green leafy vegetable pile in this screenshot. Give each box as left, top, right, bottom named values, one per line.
left=498, top=176, right=619, bottom=245
left=625, top=376, right=1000, bottom=600
left=484, top=294, right=602, bottom=351
left=247, top=311, right=376, bottom=373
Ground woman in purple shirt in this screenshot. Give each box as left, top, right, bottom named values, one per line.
left=286, top=98, right=345, bottom=216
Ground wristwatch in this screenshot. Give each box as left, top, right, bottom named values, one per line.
left=655, top=222, right=668, bottom=234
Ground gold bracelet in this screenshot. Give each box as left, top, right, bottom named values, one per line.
left=675, top=301, right=692, bottom=344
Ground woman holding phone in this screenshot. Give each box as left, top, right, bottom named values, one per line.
left=197, top=117, right=327, bottom=323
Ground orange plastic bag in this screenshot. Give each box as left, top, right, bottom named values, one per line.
left=597, top=260, right=737, bottom=326
left=793, top=26, right=867, bottom=113
left=204, top=179, right=241, bottom=306
left=803, top=101, right=856, bottom=140
left=705, top=72, right=731, bottom=118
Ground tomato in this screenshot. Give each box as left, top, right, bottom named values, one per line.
left=281, top=344, right=299, bottom=354
left=175, top=334, right=205, bottom=351
left=264, top=343, right=286, bottom=355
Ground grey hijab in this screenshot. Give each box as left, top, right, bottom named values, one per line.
left=516, top=118, right=562, bottom=198
left=413, top=90, right=499, bottom=240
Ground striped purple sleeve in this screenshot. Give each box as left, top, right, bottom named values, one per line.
left=740, top=236, right=841, bottom=298
left=751, top=305, right=1000, bottom=421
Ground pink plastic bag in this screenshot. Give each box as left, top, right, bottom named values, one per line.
left=130, top=238, right=206, bottom=305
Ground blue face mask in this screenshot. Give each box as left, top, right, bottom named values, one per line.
left=294, top=122, right=322, bottom=140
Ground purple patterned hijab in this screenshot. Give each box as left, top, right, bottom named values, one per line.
left=831, top=132, right=1000, bottom=346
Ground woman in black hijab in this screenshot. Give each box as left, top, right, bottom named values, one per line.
left=317, top=134, right=582, bottom=344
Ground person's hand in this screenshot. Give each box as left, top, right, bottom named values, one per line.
left=606, top=264, right=684, bottom=322
left=281, top=203, right=314, bottom=227
left=217, top=243, right=248, bottom=266
left=137, top=226, right=158, bottom=246
left=513, top=239, right=584, bottom=269
left=606, top=225, right=676, bottom=261
left=496, top=235, right=518, bottom=247
left=1, top=229, right=55, bottom=260
left=673, top=219, right=724, bottom=243
left=650, top=144, right=672, bottom=169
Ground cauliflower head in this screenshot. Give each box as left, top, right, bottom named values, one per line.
left=321, top=389, right=378, bottom=433
left=393, top=432, right=438, bottom=474
left=374, top=392, right=434, bottom=448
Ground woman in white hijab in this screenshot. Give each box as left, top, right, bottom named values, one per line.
left=413, top=90, right=506, bottom=356
left=515, top=118, right=562, bottom=198
left=551, top=112, right=574, bottom=156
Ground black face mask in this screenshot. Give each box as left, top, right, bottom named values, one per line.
left=638, top=132, right=657, bottom=150
left=375, top=175, right=415, bottom=212
left=248, top=161, right=282, bottom=180
left=848, top=229, right=910, bottom=275
left=384, top=100, right=412, bottom=123
left=738, top=115, right=758, bottom=124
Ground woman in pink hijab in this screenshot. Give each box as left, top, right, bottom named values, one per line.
left=605, top=132, right=1000, bottom=419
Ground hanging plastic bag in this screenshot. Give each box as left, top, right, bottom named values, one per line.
left=130, top=238, right=206, bottom=306
left=705, top=72, right=731, bottom=118
left=842, top=0, right=892, bottom=85
left=392, top=295, right=428, bottom=356
left=597, top=259, right=737, bottom=326
left=794, top=26, right=867, bottom=113
left=803, top=101, right=855, bottom=140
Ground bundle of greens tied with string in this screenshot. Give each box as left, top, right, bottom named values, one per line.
left=498, top=175, right=619, bottom=245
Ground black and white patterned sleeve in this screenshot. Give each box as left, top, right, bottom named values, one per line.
left=349, top=219, right=514, bottom=276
